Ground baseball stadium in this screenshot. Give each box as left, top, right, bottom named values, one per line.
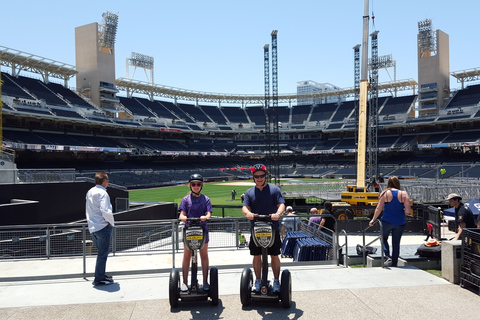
left=1, top=3, right=480, bottom=317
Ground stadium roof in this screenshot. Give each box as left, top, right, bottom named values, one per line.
left=0, top=45, right=77, bottom=83
left=116, top=77, right=418, bottom=104
left=451, top=67, right=480, bottom=89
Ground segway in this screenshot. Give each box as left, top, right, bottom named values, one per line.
left=240, top=215, right=292, bottom=308
left=169, top=218, right=218, bottom=307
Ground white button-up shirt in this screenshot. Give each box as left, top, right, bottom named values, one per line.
left=85, top=185, right=115, bottom=233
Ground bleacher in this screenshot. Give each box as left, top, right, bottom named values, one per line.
left=177, top=103, right=211, bottom=122
left=310, top=103, right=338, bottom=122
left=118, top=97, right=155, bottom=117
left=221, top=106, right=249, bottom=123
left=331, top=101, right=355, bottom=122
left=380, top=95, right=416, bottom=115
left=245, top=106, right=266, bottom=126
left=8, top=75, right=66, bottom=106
left=445, top=84, right=480, bottom=109
left=201, top=105, right=228, bottom=124
left=291, top=105, right=312, bottom=124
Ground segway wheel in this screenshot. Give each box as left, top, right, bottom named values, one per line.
left=240, top=267, right=253, bottom=306
left=280, top=269, right=292, bottom=308
left=210, top=266, right=219, bottom=306
left=169, top=268, right=180, bottom=308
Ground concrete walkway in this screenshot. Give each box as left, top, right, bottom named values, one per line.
left=1, top=234, right=479, bottom=319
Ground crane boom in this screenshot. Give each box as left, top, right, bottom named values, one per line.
left=357, top=0, right=369, bottom=190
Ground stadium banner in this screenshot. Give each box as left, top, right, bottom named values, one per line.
left=4, top=143, right=135, bottom=153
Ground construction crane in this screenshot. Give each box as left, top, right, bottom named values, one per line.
left=337, top=0, right=380, bottom=219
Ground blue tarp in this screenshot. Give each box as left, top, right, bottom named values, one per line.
left=443, top=198, right=480, bottom=217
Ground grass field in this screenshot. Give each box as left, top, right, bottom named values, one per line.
left=129, top=181, right=253, bottom=217
left=128, top=178, right=330, bottom=217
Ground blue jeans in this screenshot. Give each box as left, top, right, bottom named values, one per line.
left=91, top=225, right=113, bottom=283
left=381, top=220, right=404, bottom=267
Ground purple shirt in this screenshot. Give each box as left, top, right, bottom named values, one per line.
left=179, top=194, right=212, bottom=242
left=308, top=216, right=322, bottom=227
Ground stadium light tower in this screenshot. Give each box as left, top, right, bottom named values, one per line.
left=267, top=30, right=280, bottom=185
left=98, top=11, right=119, bottom=53
left=367, top=30, right=379, bottom=184
left=126, top=52, right=155, bottom=87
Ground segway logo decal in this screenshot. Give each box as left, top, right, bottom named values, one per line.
left=185, top=229, right=204, bottom=250
left=255, top=227, right=273, bottom=248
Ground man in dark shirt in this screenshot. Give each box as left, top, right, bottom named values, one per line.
left=319, top=201, right=336, bottom=236
left=446, top=193, right=476, bottom=240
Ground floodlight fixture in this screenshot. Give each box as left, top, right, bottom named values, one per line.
left=128, top=52, right=154, bottom=70
left=418, top=18, right=436, bottom=57
left=126, top=52, right=155, bottom=84
left=99, top=11, right=119, bottom=49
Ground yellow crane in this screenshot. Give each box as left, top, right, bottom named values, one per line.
left=338, top=0, right=380, bottom=219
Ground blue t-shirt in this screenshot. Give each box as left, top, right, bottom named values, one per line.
left=243, top=183, right=285, bottom=230
left=381, top=189, right=406, bottom=226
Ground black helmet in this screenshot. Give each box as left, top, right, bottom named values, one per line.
left=250, top=163, right=267, bottom=174
left=189, top=173, right=203, bottom=182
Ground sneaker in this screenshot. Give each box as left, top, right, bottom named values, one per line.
left=273, top=279, right=281, bottom=293
left=94, top=279, right=113, bottom=286
left=181, top=283, right=188, bottom=292
left=203, top=283, right=210, bottom=291
left=105, top=275, right=113, bottom=282
left=384, top=257, right=392, bottom=267
left=254, top=279, right=262, bottom=292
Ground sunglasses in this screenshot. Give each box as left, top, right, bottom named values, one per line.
left=190, top=183, right=203, bottom=187
left=253, top=174, right=266, bottom=179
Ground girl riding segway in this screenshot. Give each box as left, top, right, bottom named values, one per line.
left=179, top=173, right=212, bottom=292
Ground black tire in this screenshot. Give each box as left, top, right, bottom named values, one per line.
left=169, top=268, right=180, bottom=308
left=240, top=267, right=253, bottom=306
left=335, top=208, right=353, bottom=220
left=210, top=266, right=219, bottom=306
left=280, top=269, right=292, bottom=308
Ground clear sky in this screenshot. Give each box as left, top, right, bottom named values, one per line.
left=2, top=0, right=479, bottom=95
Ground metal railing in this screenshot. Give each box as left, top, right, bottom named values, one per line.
left=0, top=168, right=76, bottom=184
left=361, top=220, right=385, bottom=268
left=0, top=216, right=341, bottom=280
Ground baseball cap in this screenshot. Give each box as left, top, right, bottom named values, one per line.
left=286, top=206, right=293, bottom=212
left=445, top=193, right=462, bottom=200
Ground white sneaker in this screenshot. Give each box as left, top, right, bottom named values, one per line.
left=181, top=283, right=188, bottom=292
left=273, top=279, right=281, bottom=293
left=254, top=279, right=262, bottom=292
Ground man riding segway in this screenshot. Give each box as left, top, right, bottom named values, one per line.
left=241, top=164, right=292, bottom=308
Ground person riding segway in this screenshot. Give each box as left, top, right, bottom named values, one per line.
left=169, top=174, right=218, bottom=307
left=240, top=164, right=292, bottom=308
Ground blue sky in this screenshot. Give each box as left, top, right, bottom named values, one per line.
left=2, top=0, right=479, bottom=95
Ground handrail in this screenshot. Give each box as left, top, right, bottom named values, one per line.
left=362, top=220, right=385, bottom=268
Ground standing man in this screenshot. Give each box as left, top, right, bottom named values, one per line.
left=281, top=206, right=300, bottom=240
left=308, top=207, right=321, bottom=227
left=446, top=193, right=476, bottom=240
left=319, top=201, right=336, bottom=236
left=242, top=164, right=285, bottom=293
left=86, top=172, right=115, bottom=286
left=440, top=167, right=446, bottom=179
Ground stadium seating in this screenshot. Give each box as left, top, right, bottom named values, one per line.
left=5, top=70, right=480, bottom=187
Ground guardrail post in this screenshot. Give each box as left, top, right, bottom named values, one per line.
left=235, top=220, right=239, bottom=248
left=83, top=226, right=87, bottom=278
left=46, top=227, right=51, bottom=259
left=112, top=227, right=116, bottom=256
left=172, top=220, right=178, bottom=268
